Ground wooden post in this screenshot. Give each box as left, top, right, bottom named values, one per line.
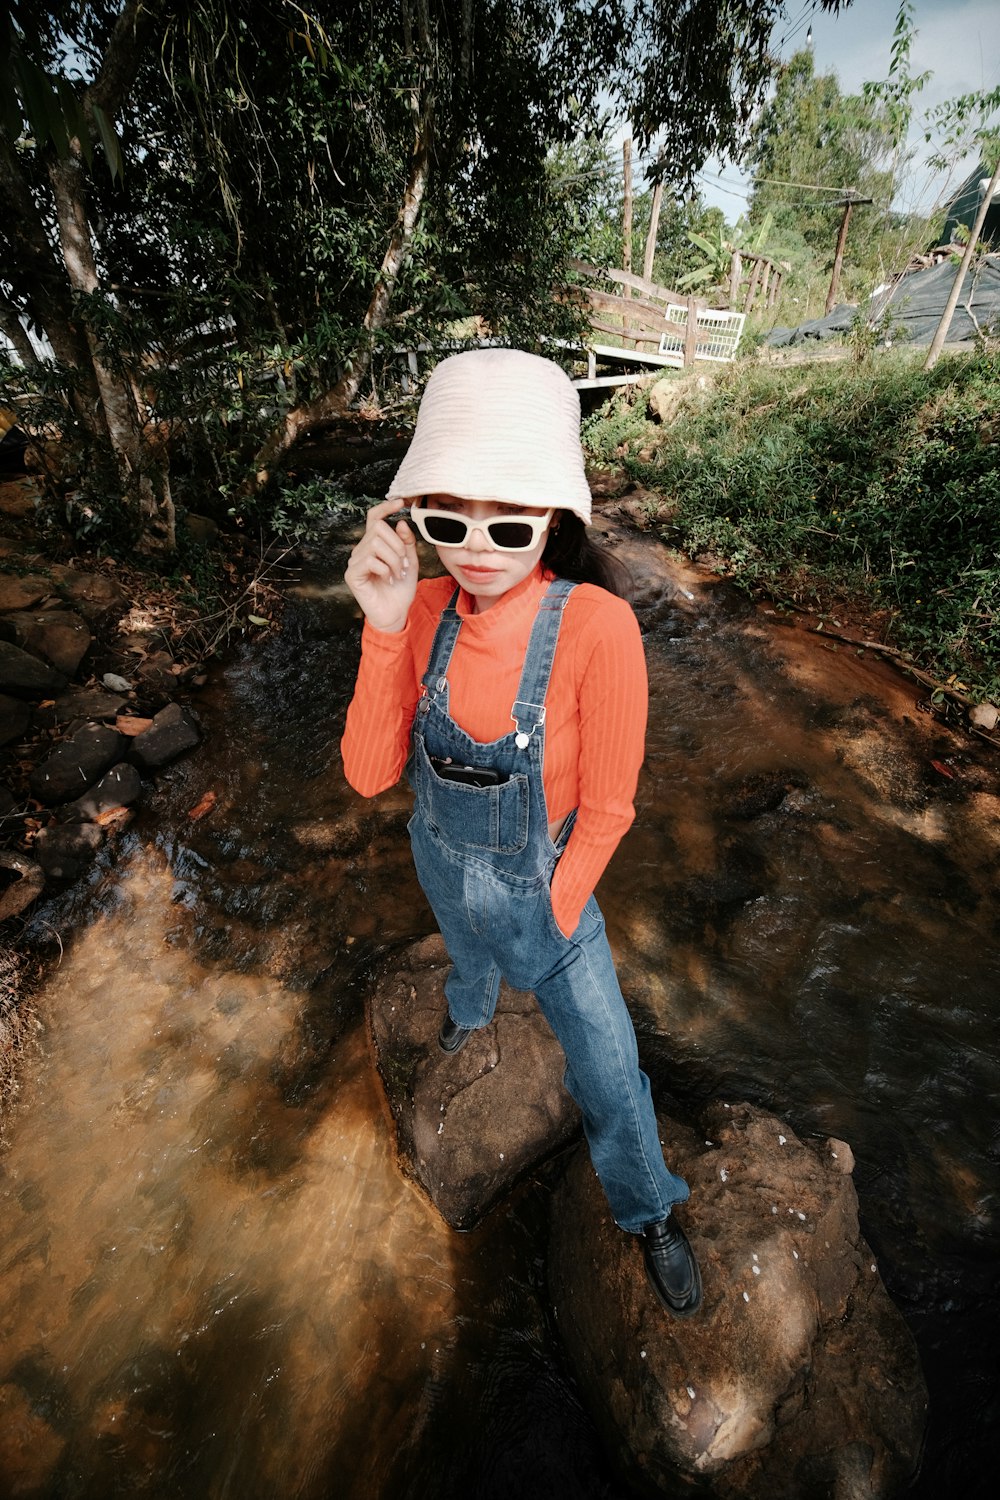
left=769, top=269, right=782, bottom=307
left=729, top=250, right=742, bottom=305
left=925, top=156, right=1000, bottom=371
left=621, top=136, right=633, bottom=339
left=683, top=295, right=698, bottom=366
left=742, top=256, right=762, bottom=313
left=642, top=179, right=663, bottom=283
left=759, top=260, right=771, bottom=308
left=825, top=191, right=870, bottom=315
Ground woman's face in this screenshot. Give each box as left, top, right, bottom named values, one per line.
left=421, top=495, right=554, bottom=612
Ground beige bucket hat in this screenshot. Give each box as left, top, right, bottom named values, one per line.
left=386, top=348, right=593, bottom=524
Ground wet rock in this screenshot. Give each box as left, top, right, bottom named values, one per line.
left=1, top=693, right=30, bottom=746
left=550, top=1101, right=926, bottom=1500
left=369, top=934, right=580, bottom=1230
left=0, top=574, right=53, bottom=612
left=59, top=761, right=142, bottom=823
left=0, top=640, right=63, bottom=698
left=47, top=564, right=126, bottom=622
left=0, top=851, right=45, bottom=920
left=0, top=608, right=92, bottom=675
left=33, top=821, right=103, bottom=881
left=29, top=723, right=125, bottom=804
left=129, top=701, right=200, bottom=769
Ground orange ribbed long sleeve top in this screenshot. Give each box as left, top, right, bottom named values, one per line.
left=340, top=564, right=647, bottom=936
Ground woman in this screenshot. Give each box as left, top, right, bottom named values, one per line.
left=341, top=348, right=700, bottom=1317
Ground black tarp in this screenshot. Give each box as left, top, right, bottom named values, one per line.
left=767, top=254, right=1000, bottom=347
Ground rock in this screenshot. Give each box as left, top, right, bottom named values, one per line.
left=52, top=687, right=126, bottom=723
left=0, top=574, right=53, bottom=612
left=133, top=649, right=179, bottom=691
left=29, top=723, right=125, bottom=805
left=0, top=851, right=45, bottom=920
left=0, top=640, right=63, bottom=698
left=33, top=821, right=103, bottom=881
left=550, top=1101, right=926, bottom=1500
left=128, top=701, right=200, bottom=769
left=647, top=377, right=686, bottom=423
left=0, top=608, right=92, bottom=675
left=102, top=672, right=133, bottom=693
left=0, top=693, right=30, bottom=746
left=0, top=785, right=16, bottom=817
left=182, top=511, right=220, bottom=543
left=968, top=702, right=999, bottom=732
left=47, top=565, right=126, bottom=623
left=368, top=934, right=580, bottom=1230
left=60, top=761, right=142, bottom=822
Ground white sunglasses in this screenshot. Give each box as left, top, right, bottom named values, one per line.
left=409, top=504, right=553, bottom=553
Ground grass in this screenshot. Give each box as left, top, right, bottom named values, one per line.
left=583, top=346, right=1000, bottom=704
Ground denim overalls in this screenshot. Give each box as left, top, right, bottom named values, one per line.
left=408, top=578, right=689, bottom=1233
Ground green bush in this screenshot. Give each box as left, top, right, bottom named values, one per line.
left=585, top=349, right=1000, bottom=700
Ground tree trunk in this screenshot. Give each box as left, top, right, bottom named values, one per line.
left=0, top=301, right=41, bottom=368
left=48, top=154, right=175, bottom=552
left=924, top=157, right=1000, bottom=372
left=246, top=25, right=435, bottom=496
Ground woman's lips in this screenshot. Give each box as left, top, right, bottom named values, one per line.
left=458, top=564, right=503, bottom=579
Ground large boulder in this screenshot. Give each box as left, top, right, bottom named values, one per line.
left=0, top=608, right=92, bottom=675
left=550, top=1101, right=927, bottom=1500
left=0, top=640, right=63, bottom=698
left=29, top=723, right=124, bottom=804
left=368, top=934, right=580, bottom=1229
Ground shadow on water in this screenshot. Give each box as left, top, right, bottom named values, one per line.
left=1, top=525, right=998, bottom=1498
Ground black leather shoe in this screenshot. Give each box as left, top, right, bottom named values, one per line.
left=438, top=1015, right=474, bottom=1054
left=642, top=1214, right=702, bottom=1317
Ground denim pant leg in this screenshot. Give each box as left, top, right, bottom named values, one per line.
left=410, top=821, right=502, bottom=1030
left=532, top=904, right=690, bottom=1233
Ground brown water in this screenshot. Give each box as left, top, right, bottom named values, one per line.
left=2, top=527, right=998, bottom=1499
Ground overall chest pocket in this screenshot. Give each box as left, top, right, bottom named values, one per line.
left=415, top=738, right=529, bottom=854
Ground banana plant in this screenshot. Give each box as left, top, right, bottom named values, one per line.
left=677, top=211, right=774, bottom=288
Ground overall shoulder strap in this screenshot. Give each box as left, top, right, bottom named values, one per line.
left=510, top=578, right=577, bottom=746
left=420, top=588, right=462, bottom=694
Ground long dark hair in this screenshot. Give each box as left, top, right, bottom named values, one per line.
left=542, top=513, right=632, bottom=599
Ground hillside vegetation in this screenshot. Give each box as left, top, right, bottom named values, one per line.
left=583, top=348, right=1000, bottom=705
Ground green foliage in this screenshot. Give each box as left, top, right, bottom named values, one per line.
left=585, top=352, right=1000, bottom=701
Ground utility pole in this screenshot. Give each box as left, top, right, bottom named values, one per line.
left=622, top=136, right=633, bottom=285
left=825, top=190, right=872, bottom=314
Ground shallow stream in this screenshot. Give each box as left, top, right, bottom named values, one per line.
left=1, top=523, right=997, bottom=1498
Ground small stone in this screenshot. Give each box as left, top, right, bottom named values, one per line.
left=969, top=702, right=999, bottom=732
left=102, top=672, right=133, bottom=693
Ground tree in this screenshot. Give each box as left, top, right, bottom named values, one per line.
left=0, top=2, right=853, bottom=552
left=746, top=48, right=896, bottom=296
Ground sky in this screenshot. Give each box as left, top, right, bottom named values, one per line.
left=683, top=0, right=1000, bottom=221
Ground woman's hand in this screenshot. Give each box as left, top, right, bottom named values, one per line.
left=344, top=498, right=419, bottom=633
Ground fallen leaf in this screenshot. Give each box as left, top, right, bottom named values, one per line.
left=930, top=760, right=955, bottom=779
left=115, top=716, right=154, bottom=736
left=248, top=614, right=270, bottom=627
left=95, top=805, right=131, bottom=828
left=188, top=790, right=217, bottom=821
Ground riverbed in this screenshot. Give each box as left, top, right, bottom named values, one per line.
left=1, top=520, right=997, bottom=1498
